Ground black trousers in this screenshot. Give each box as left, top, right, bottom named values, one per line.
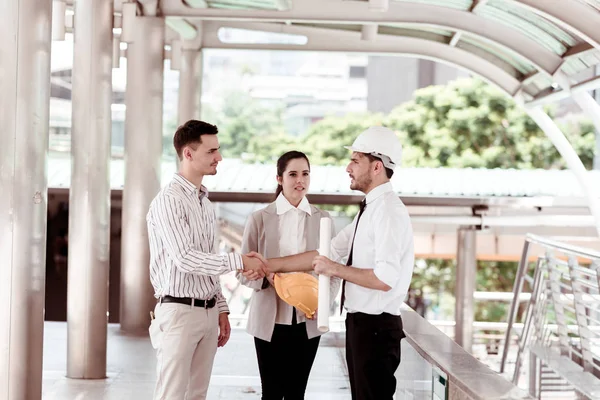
left=254, top=322, right=320, bottom=400
left=345, top=312, right=405, bottom=400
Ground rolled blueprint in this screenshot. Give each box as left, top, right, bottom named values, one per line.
left=317, top=217, right=331, bottom=332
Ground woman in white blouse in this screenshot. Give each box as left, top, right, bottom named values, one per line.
left=240, top=151, right=341, bottom=400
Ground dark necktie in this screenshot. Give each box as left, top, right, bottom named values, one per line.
left=340, top=199, right=367, bottom=314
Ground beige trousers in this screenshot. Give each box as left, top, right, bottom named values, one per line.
left=149, top=302, right=218, bottom=400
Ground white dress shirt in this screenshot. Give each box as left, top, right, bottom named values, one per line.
left=275, top=193, right=311, bottom=324
left=146, top=174, right=244, bottom=314
left=329, top=182, right=414, bottom=316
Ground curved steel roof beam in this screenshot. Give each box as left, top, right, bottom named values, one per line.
left=201, top=21, right=522, bottom=96
left=526, top=107, right=600, bottom=238
left=162, top=0, right=563, bottom=76
left=507, top=0, right=600, bottom=50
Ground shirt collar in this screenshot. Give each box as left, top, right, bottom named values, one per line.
left=173, top=173, right=209, bottom=200
left=276, top=193, right=312, bottom=216
left=364, top=181, right=394, bottom=205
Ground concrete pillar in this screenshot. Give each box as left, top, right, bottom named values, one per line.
left=174, top=47, right=202, bottom=168
left=455, top=226, right=477, bottom=352
left=120, top=16, right=165, bottom=334
left=0, top=0, right=52, bottom=398
left=178, top=49, right=198, bottom=125
left=195, top=50, right=204, bottom=120
left=594, top=65, right=600, bottom=171
left=67, top=0, right=114, bottom=379
left=174, top=48, right=199, bottom=168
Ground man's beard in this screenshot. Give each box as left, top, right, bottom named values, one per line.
left=351, top=175, right=371, bottom=192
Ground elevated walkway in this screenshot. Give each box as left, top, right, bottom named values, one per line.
left=42, top=305, right=531, bottom=400
left=41, top=322, right=396, bottom=399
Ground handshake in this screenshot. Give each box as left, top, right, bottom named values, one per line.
left=240, top=252, right=271, bottom=281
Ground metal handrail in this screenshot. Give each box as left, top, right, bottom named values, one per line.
left=500, top=234, right=600, bottom=398
left=500, top=234, right=600, bottom=374
left=524, top=233, right=600, bottom=259
left=500, top=238, right=534, bottom=373
left=400, top=305, right=534, bottom=400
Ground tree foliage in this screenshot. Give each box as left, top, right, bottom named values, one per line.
left=246, top=78, right=596, bottom=169
left=202, top=90, right=286, bottom=159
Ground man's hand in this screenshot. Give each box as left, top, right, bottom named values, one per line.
left=247, top=251, right=268, bottom=268
left=312, top=256, right=340, bottom=277
left=242, top=252, right=268, bottom=280
left=218, top=313, right=231, bottom=347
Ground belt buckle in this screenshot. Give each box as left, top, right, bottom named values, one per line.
left=204, top=299, right=208, bottom=309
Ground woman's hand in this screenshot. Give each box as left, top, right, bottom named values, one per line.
left=266, top=273, right=276, bottom=286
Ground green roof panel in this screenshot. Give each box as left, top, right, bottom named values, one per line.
left=207, top=0, right=280, bottom=10
left=393, top=0, right=472, bottom=11
left=477, top=0, right=577, bottom=55
left=459, top=34, right=536, bottom=75
left=581, top=0, right=600, bottom=11
left=46, top=156, right=600, bottom=200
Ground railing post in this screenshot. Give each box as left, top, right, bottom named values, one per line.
left=567, top=256, right=595, bottom=374
left=528, top=351, right=540, bottom=399
left=512, top=259, right=545, bottom=383
left=547, top=254, right=571, bottom=358
left=501, top=238, right=532, bottom=373
left=455, top=226, right=477, bottom=352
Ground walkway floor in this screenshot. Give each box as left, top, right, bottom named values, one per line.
left=42, top=322, right=431, bottom=399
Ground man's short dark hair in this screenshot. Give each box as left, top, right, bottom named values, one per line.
left=173, top=120, right=218, bottom=160
left=365, top=153, right=394, bottom=179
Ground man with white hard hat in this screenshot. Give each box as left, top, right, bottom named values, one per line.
left=253, top=126, right=415, bottom=400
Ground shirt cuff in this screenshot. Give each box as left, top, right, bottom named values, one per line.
left=217, top=296, right=229, bottom=314
left=373, top=263, right=400, bottom=289
left=261, top=277, right=270, bottom=290
left=227, top=253, right=244, bottom=272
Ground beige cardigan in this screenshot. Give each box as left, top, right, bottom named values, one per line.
left=239, top=202, right=341, bottom=341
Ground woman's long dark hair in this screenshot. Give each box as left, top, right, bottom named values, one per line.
left=274, top=151, right=311, bottom=199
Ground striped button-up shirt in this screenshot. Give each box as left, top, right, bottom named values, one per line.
left=147, top=174, right=243, bottom=314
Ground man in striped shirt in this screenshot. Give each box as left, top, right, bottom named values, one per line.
left=147, top=120, right=266, bottom=400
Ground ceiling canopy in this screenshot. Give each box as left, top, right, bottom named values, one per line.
left=156, top=0, right=600, bottom=105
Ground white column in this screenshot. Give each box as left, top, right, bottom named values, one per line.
left=67, top=0, right=114, bottom=379
left=178, top=49, right=198, bottom=125
left=0, top=0, right=52, bottom=398
left=526, top=107, right=600, bottom=238
left=195, top=50, right=204, bottom=120
left=454, top=226, right=477, bottom=352
left=595, top=66, right=600, bottom=170
left=120, top=16, right=165, bottom=334
left=176, top=47, right=201, bottom=168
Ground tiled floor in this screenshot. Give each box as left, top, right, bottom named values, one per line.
left=42, top=322, right=432, bottom=400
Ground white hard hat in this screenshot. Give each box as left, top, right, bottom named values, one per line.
left=344, top=126, right=402, bottom=170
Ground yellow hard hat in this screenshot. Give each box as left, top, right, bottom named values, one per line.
left=273, top=273, right=318, bottom=318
